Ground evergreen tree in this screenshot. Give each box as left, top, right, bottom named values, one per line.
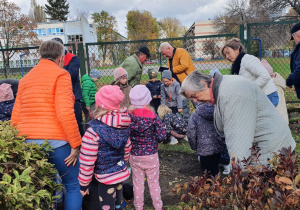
left=45, top=0, right=69, bottom=21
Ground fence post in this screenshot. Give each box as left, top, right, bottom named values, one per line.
left=85, top=43, right=90, bottom=75
left=77, top=43, right=86, bottom=77
left=246, top=24, right=251, bottom=54
left=239, top=24, right=245, bottom=46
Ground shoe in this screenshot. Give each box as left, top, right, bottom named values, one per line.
left=183, top=136, right=188, bottom=142
left=221, top=164, right=231, bottom=175
left=169, top=137, right=178, bottom=145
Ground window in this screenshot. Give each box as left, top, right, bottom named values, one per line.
left=32, top=29, right=46, bottom=36
left=48, top=28, right=64, bottom=35
left=67, top=34, right=83, bottom=43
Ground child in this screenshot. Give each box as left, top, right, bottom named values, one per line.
left=157, top=104, right=187, bottom=145
left=0, top=83, right=15, bottom=121
left=81, top=69, right=101, bottom=130
left=262, top=59, right=289, bottom=123
left=78, top=85, right=132, bottom=210
left=146, top=69, right=162, bottom=112
left=112, top=67, right=132, bottom=108
left=160, top=70, right=183, bottom=114
left=187, top=102, right=230, bottom=176
left=128, top=85, right=167, bottom=210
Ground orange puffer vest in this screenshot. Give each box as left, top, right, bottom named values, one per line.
left=11, top=59, right=81, bottom=148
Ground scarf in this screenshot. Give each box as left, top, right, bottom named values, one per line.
left=231, top=52, right=245, bottom=75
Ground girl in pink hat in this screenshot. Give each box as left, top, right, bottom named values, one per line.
left=112, top=67, right=132, bottom=108
left=128, top=85, right=167, bottom=210
left=0, top=83, right=15, bottom=121
left=78, top=85, right=132, bottom=210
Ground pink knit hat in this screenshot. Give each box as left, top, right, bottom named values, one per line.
left=114, top=67, right=128, bottom=81
left=95, top=85, right=124, bottom=110
left=0, top=83, right=14, bottom=102
left=129, top=85, right=152, bottom=106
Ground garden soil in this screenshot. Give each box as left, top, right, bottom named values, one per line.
left=126, top=149, right=201, bottom=209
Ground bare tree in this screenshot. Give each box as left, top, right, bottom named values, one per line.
left=268, top=0, right=300, bottom=16
left=202, top=39, right=220, bottom=60
left=72, top=9, right=90, bottom=21
left=0, top=0, right=40, bottom=77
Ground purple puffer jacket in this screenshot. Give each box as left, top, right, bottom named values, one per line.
left=129, top=109, right=166, bottom=156
left=187, top=103, right=227, bottom=156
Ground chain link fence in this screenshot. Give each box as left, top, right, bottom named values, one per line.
left=1, top=20, right=300, bottom=103
left=246, top=20, right=300, bottom=102
left=85, top=34, right=236, bottom=86
left=0, top=44, right=76, bottom=80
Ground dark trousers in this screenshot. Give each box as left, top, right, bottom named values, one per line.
left=200, top=153, right=221, bottom=176
left=82, top=177, right=100, bottom=210
left=150, top=98, right=160, bottom=113
left=74, top=100, right=84, bottom=137
left=170, top=106, right=178, bottom=114
left=81, top=102, right=95, bottom=130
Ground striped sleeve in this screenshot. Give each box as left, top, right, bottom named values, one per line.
left=124, top=138, right=131, bottom=162
left=78, top=127, right=99, bottom=191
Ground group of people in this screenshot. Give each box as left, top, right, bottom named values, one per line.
left=0, top=22, right=299, bottom=210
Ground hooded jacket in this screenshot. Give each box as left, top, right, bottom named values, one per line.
left=79, top=108, right=131, bottom=191
left=160, top=78, right=183, bottom=109
left=187, top=103, right=227, bottom=156
left=0, top=99, right=15, bottom=121
left=129, top=107, right=166, bottom=156
left=81, top=74, right=98, bottom=107
left=162, top=112, right=187, bottom=138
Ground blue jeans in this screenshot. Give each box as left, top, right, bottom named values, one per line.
left=48, top=143, right=82, bottom=210
left=267, top=91, right=279, bottom=107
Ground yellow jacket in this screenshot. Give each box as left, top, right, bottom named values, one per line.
left=167, top=48, right=195, bottom=83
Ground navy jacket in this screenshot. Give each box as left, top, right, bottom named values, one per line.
left=146, top=80, right=162, bottom=97
left=64, top=53, right=83, bottom=100
left=0, top=99, right=15, bottom=121
left=187, top=103, right=227, bottom=156
left=287, top=42, right=300, bottom=99
left=89, top=120, right=130, bottom=175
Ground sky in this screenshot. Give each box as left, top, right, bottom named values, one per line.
left=13, top=0, right=230, bottom=37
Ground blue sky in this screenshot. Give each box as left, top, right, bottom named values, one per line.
left=14, top=0, right=230, bottom=36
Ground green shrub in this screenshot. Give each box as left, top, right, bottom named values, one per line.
left=0, top=121, right=61, bottom=209
left=173, top=144, right=300, bottom=209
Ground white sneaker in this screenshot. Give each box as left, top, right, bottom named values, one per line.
left=169, top=137, right=178, bottom=145
left=183, top=136, right=188, bottom=142
left=221, top=164, right=231, bottom=175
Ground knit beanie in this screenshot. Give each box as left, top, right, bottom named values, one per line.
left=95, top=85, right=124, bottom=110
left=0, top=83, right=14, bottom=102
left=114, top=67, right=128, bottom=81
left=90, top=69, right=102, bottom=79
left=148, top=69, right=158, bottom=79
left=161, top=70, right=172, bottom=80
left=209, top=67, right=221, bottom=77
left=129, top=85, right=152, bottom=106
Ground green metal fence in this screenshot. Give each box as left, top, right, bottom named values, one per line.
left=0, top=43, right=76, bottom=80
left=83, top=34, right=237, bottom=86
left=1, top=20, right=300, bottom=103
left=245, top=20, right=300, bottom=103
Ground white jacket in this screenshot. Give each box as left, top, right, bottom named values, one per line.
left=240, top=54, right=277, bottom=95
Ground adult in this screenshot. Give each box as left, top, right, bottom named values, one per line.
left=159, top=42, right=195, bottom=123
left=11, top=40, right=83, bottom=209
left=287, top=23, right=300, bottom=99
left=52, top=37, right=84, bottom=137
left=0, top=79, right=19, bottom=98
left=220, top=38, right=279, bottom=107
left=120, top=46, right=150, bottom=87
left=180, top=71, right=296, bottom=166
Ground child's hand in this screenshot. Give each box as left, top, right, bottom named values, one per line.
left=178, top=108, right=183, bottom=113
left=157, top=95, right=161, bottom=98
left=153, top=95, right=157, bottom=99
left=80, top=188, right=89, bottom=197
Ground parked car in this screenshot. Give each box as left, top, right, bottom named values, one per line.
left=144, top=60, right=155, bottom=64
left=211, top=56, right=223, bottom=60
left=193, top=57, right=204, bottom=61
